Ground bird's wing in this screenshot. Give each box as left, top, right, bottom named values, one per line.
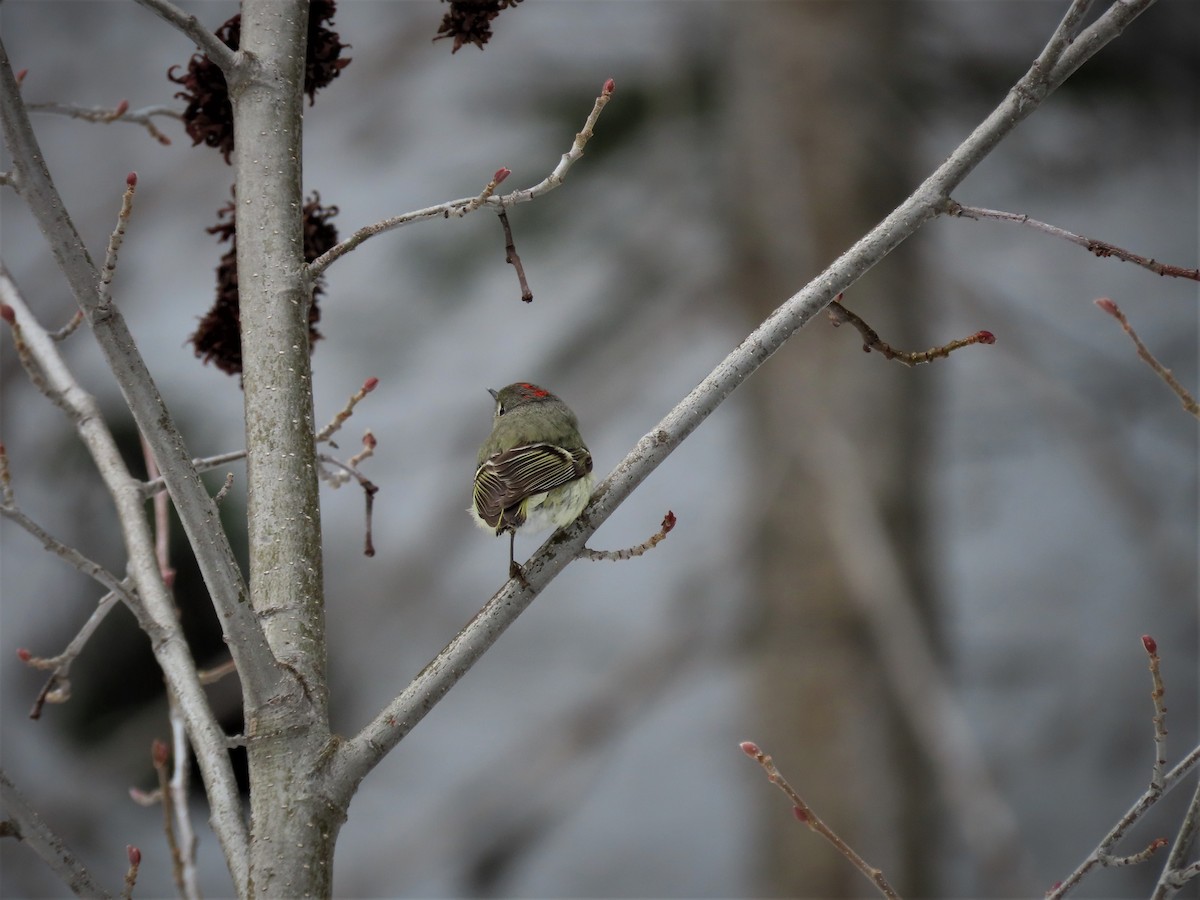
left=473, top=443, right=592, bottom=530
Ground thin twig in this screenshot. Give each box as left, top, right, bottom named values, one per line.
left=1142, top=635, right=1168, bottom=791
left=947, top=202, right=1200, bottom=281
left=1152, top=777, right=1200, bottom=899
left=827, top=295, right=996, bottom=366
left=579, top=510, right=676, bottom=561
left=212, top=472, right=235, bottom=504
left=308, top=78, right=616, bottom=277
left=130, top=0, right=239, bottom=71
left=98, top=173, right=139, bottom=313
left=1048, top=638, right=1200, bottom=900
left=739, top=741, right=902, bottom=900
left=0, top=769, right=112, bottom=898
left=453, top=166, right=510, bottom=218
left=121, top=845, right=141, bottom=900
left=315, top=377, right=378, bottom=444
left=29, top=101, right=178, bottom=145
left=317, top=445, right=378, bottom=557
left=21, top=588, right=125, bottom=720
left=1095, top=298, right=1199, bottom=419
left=497, top=208, right=533, bottom=302
left=49, top=310, right=85, bottom=342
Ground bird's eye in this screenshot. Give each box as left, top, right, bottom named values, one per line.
left=495, top=401, right=506, bottom=417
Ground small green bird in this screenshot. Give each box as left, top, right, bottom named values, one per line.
left=470, top=382, right=595, bottom=580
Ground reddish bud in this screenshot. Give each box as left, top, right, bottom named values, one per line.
left=739, top=741, right=760, bottom=757
left=362, top=431, right=377, bottom=449
left=151, top=738, right=169, bottom=768
left=15, top=69, right=28, bottom=85
left=127, top=845, right=141, bottom=866
left=363, top=377, right=379, bottom=393
left=1094, top=297, right=1119, bottom=316
left=1142, top=634, right=1157, bottom=655
left=792, top=806, right=808, bottom=822
left=114, top=100, right=129, bottom=116
left=16, top=647, right=32, bottom=662
left=1048, top=882, right=1062, bottom=892
left=1149, top=837, right=1167, bottom=851
left=603, top=78, right=615, bottom=95
left=126, top=172, right=138, bottom=188
left=975, top=330, right=996, bottom=345
left=662, top=510, right=677, bottom=533
left=493, top=167, right=511, bottom=185
left=1, top=304, right=15, bottom=325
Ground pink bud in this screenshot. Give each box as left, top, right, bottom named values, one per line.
left=15, top=69, right=28, bottom=84
left=1142, top=634, right=1157, bottom=655
left=16, top=647, right=31, bottom=662
left=975, top=330, right=996, bottom=345
left=151, top=738, right=169, bottom=767
left=363, top=377, right=379, bottom=393
left=114, top=100, right=129, bottom=116
left=738, top=741, right=760, bottom=757
left=1094, top=297, right=1119, bottom=316
left=127, top=845, right=141, bottom=866
left=493, top=167, right=511, bottom=185
left=662, top=510, right=677, bottom=533
left=603, top=78, right=615, bottom=95
left=362, top=431, right=377, bottom=449
left=792, top=806, right=808, bottom=822
left=126, top=172, right=138, bottom=188
left=0, top=305, right=15, bottom=325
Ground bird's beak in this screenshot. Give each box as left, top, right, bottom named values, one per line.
left=487, top=388, right=499, bottom=400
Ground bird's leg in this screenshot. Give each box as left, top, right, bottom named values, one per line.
left=507, top=530, right=529, bottom=586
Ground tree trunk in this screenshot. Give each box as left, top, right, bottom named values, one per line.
left=728, top=3, right=938, bottom=894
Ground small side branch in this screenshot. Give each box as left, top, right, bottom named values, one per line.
left=1095, top=298, right=1199, bottom=419
left=497, top=208, right=533, bottom=303
left=827, top=295, right=995, bottom=366
left=947, top=201, right=1199, bottom=281
left=579, top=510, right=676, bottom=561
left=29, top=100, right=178, bottom=145
left=130, top=0, right=238, bottom=71
left=1047, top=636, right=1200, bottom=898
left=0, top=768, right=112, bottom=898
left=739, top=741, right=901, bottom=900
left=308, top=79, right=615, bottom=277
left=98, top=174, right=139, bottom=312
left=315, top=377, right=378, bottom=444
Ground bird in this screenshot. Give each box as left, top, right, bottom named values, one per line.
left=470, top=382, right=594, bottom=581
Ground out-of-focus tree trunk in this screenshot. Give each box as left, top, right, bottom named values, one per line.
left=726, top=4, right=937, bottom=895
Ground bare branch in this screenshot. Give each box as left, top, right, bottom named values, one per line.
left=29, top=101, right=178, bottom=145
left=308, top=78, right=616, bottom=278
left=130, top=0, right=238, bottom=72
left=740, top=741, right=901, bottom=900
left=826, top=295, right=996, bottom=366
left=1095, top=298, right=1199, bottom=418
left=948, top=202, right=1199, bottom=280
left=98, top=174, right=138, bottom=311
left=0, top=768, right=112, bottom=898
left=579, top=510, right=676, bottom=561
left=315, top=377, right=379, bottom=444
left=497, top=207, right=533, bottom=302
left=330, top=0, right=1160, bottom=802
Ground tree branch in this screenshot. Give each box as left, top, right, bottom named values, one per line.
left=0, top=33, right=282, bottom=716
left=1, top=768, right=112, bottom=898
left=307, top=78, right=615, bottom=278
left=330, top=0, right=1159, bottom=801
left=129, top=0, right=239, bottom=71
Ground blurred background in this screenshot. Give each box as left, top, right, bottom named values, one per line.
left=2, top=1, right=1197, bottom=896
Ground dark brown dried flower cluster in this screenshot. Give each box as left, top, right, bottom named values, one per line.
left=167, top=16, right=239, bottom=163
left=168, top=1, right=350, bottom=163
left=305, top=0, right=352, bottom=103
left=191, top=194, right=339, bottom=377
left=434, top=0, right=524, bottom=53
